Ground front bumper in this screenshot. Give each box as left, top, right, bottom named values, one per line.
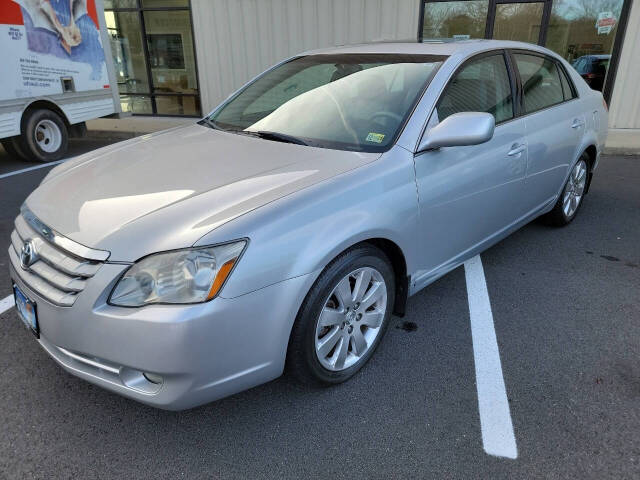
left=10, top=261, right=315, bottom=410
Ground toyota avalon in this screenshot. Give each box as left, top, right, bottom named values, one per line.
left=8, top=40, right=608, bottom=410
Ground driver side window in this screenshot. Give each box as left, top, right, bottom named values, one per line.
left=436, top=53, right=514, bottom=125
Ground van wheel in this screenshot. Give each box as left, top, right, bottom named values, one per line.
left=18, top=109, right=69, bottom=162
left=287, top=245, right=395, bottom=385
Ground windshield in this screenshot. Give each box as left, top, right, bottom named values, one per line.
left=206, top=53, right=446, bottom=152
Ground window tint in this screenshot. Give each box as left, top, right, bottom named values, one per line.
left=558, top=64, right=577, bottom=101
left=436, top=54, right=513, bottom=124
left=514, top=54, right=564, bottom=113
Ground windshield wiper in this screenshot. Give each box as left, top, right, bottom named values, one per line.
left=205, top=124, right=309, bottom=146
left=250, top=130, right=308, bottom=146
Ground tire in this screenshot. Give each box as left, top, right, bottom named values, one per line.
left=1, top=137, right=27, bottom=160
left=287, top=244, right=395, bottom=386
left=16, top=109, right=69, bottom=162
left=543, top=154, right=589, bottom=227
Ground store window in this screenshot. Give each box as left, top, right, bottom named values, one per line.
left=421, top=0, right=630, bottom=100
left=493, top=2, right=544, bottom=44
left=105, top=0, right=200, bottom=116
left=422, top=1, right=489, bottom=39
left=546, top=0, right=624, bottom=92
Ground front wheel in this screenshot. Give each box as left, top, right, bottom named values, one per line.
left=287, top=245, right=395, bottom=385
left=544, top=155, right=589, bottom=226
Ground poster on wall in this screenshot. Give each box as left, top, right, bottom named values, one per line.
left=0, top=0, right=109, bottom=102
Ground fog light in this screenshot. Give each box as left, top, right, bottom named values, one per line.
left=143, top=372, right=163, bottom=384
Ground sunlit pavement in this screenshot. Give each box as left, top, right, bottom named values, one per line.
left=1, top=143, right=638, bottom=479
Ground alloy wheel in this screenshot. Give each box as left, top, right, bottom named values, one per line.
left=562, top=159, right=587, bottom=219
left=314, top=267, right=388, bottom=372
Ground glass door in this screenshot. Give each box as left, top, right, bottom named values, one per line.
left=104, top=0, right=201, bottom=116
left=489, top=1, right=547, bottom=44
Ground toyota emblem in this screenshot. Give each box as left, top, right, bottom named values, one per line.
left=20, top=240, right=37, bottom=269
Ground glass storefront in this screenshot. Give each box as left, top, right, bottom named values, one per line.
left=423, top=1, right=490, bottom=39
left=104, top=0, right=200, bottom=116
left=546, top=0, right=623, bottom=91
left=493, top=2, right=544, bottom=44
left=421, top=0, right=627, bottom=99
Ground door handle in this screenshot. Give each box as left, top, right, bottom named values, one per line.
left=571, top=118, right=585, bottom=129
left=507, top=143, right=526, bottom=156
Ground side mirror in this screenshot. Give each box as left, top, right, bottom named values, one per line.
left=417, top=112, right=495, bottom=153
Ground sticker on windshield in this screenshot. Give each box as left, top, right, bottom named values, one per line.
left=365, top=132, right=385, bottom=143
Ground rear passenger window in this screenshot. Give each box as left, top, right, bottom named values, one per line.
left=558, top=65, right=577, bottom=100
left=514, top=54, right=564, bottom=113
left=436, top=54, right=513, bottom=124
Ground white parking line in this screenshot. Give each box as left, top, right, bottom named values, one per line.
left=464, top=254, right=518, bottom=459
left=0, top=160, right=65, bottom=180
left=0, top=295, right=14, bottom=315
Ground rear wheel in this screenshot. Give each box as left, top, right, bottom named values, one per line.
left=287, top=245, right=395, bottom=385
left=544, top=154, right=589, bottom=226
left=17, top=109, right=69, bottom=162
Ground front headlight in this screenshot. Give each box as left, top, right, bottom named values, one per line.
left=109, top=240, right=247, bottom=307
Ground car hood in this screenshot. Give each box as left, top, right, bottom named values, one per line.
left=26, top=124, right=379, bottom=261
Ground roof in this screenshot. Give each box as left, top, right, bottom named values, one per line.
left=302, top=39, right=551, bottom=58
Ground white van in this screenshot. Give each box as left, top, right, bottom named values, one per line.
left=0, top=0, right=119, bottom=162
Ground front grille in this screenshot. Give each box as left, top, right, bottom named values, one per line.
left=8, top=208, right=109, bottom=307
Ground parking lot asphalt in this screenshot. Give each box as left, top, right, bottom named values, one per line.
left=0, top=143, right=638, bottom=479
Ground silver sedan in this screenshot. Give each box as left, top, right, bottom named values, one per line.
left=8, top=40, right=608, bottom=410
